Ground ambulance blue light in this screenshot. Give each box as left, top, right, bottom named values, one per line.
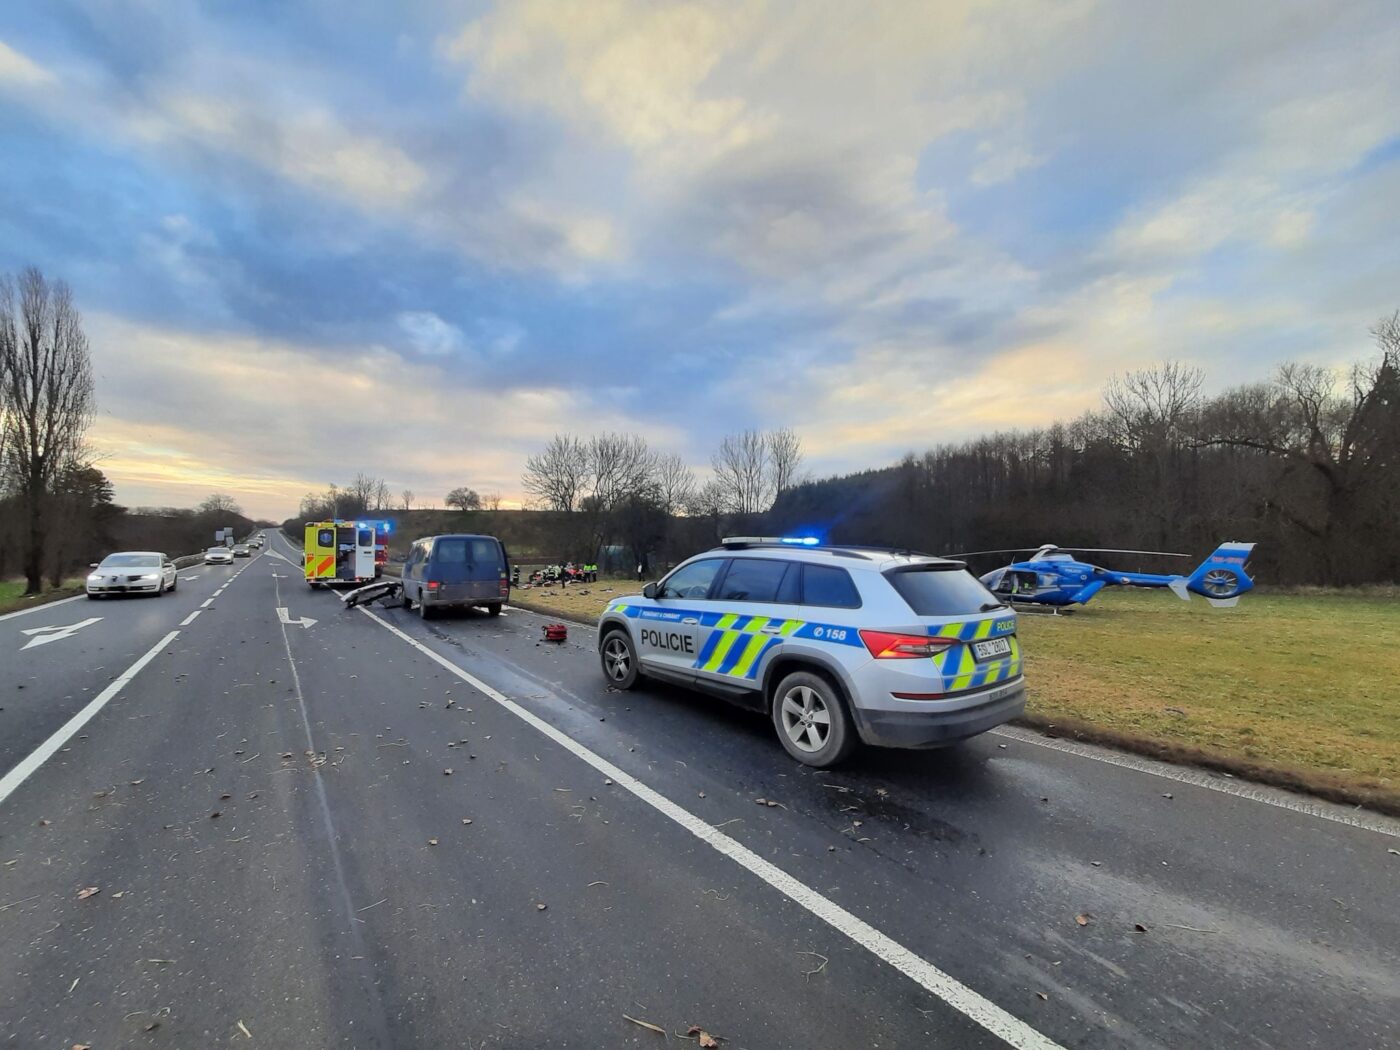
left=780, top=536, right=821, bottom=546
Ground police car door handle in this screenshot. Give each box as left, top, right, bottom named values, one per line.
left=760, top=624, right=783, bottom=634
left=681, top=617, right=699, bottom=625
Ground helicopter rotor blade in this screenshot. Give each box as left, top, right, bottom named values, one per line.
left=1057, top=548, right=1191, bottom=558
left=940, top=548, right=1039, bottom=559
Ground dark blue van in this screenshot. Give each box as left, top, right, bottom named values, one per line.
left=400, top=534, right=510, bottom=619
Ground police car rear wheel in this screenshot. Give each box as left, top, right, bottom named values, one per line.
left=773, top=671, right=856, bottom=767
left=600, top=630, right=640, bottom=689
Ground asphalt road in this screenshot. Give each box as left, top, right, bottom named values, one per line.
left=1, top=530, right=1397, bottom=1049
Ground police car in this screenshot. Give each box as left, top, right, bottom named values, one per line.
left=596, top=538, right=1025, bottom=767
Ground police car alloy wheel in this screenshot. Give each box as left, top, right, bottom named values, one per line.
left=771, top=671, right=856, bottom=767
left=600, top=630, right=640, bottom=689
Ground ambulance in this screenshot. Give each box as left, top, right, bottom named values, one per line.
left=303, top=520, right=378, bottom=588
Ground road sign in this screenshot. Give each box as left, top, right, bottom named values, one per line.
left=19, top=617, right=102, bottom=651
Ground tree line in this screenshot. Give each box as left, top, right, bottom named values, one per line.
left=769, top=315, right=1400, bottom=587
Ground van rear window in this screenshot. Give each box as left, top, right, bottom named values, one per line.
left=886, top=566, right=999, bottom=616
left=435, top=538, right=502, bottom=566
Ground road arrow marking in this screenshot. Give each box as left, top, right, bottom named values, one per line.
left=276, top=607, right=316, bottom=629
left=19, top=617, right=103, bottom=650
left=180, top=574, right=201, bottom=581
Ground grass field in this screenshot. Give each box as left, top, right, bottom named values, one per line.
left=512, top=578, right=1400, bottom=811
left=0, top=577, right=85, bottom=616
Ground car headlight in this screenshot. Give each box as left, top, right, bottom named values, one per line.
left=139, top=573, right=160, bottom=580
left=87, top=573, right=101, bottom=581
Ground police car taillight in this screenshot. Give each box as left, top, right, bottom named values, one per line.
left=859, top=630, right=956, bottom=659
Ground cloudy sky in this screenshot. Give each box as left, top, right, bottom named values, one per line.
left=2, top=1, right=1398, bottom=519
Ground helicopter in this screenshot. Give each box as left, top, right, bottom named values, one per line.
left=948, top=542, right=1256, bottom=610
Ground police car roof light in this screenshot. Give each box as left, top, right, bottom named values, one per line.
left=720, top=535, right=820, bottom=548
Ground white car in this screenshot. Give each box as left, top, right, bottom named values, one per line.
left=87, top=552, right=178, bottom=598
left=205, top=546, right=234, bottom=565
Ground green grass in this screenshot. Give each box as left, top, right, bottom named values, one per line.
left=513, top=582, right=1400, bottom=810
left=0, top=577, right=86, bottom=616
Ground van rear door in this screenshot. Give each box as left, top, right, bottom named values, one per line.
left=431, top=537, right=506, bottom=603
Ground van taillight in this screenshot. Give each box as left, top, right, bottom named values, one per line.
left=499, top=578, right=510, bottom=595
left=426, top=580, right=440, bottom=591
left=859, top=630, right=956, bottom=659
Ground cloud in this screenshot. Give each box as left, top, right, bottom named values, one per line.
left=0, top=37, right=53, bottom=87
left=397, top=310, right=465, bottom=356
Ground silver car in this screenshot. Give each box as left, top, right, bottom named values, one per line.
left=596, top=538, right=1025, bottom=767
left=205, top=546, right=234, bottom=565
left=87, top=552, right=178, bottom=598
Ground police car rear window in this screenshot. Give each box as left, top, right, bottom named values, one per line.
left=801, top=565, right=861, bottom=608
left=886, top=566, right=999, bottom=616
left=715, top=559, right=788, bottom=603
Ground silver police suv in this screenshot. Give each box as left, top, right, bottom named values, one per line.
left=596, top=538, right=1025, bottom=767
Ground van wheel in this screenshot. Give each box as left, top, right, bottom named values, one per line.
left=418, top=595, right=434, bottom=620
left=486, top=603, right=502, bottom=617
left=600, top=629, right=641, bottom=689
left=771, top=671, right=858, bottom=768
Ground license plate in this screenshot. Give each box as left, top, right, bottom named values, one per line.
left=972, top=637, right=1011, bottom=661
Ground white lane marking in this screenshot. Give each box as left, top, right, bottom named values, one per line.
left=0, top=630, right=180, bottom=808
left=201, top=598, right=215, bottom=609
left=19, top=617, right=103, bottom=651
left=359, top=608, right=1061, bottom=1050
left=179, top=574, right=201, bottom=581
left=989, top=725, right=1400, bottom=839
left=276, top=607, right=316, bottom=628
left=0, top=593, right=85, bottom=622
left=179, top=610, right=202, bottom=626
left=504, top=603, right=1399, bottom=836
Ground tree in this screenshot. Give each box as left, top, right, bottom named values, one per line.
left=0, top=268, right=96, bottom=593
left=711, top=430, right=773, bottom=514
left=522, top=434, right=589, bottom=512
left=483, top=491, right=503, bottom=511
left=401, top=489, right=415, bottom=512
left=198, top=493, right=243, bottom=516
left=767, top=427, right=804, bottom=496
left=653, top=452, right=697, bottom=515
left=446, top=486, right=482, bottom=511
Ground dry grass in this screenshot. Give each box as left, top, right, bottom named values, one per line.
left=513, top=581, right=1400, bottom=812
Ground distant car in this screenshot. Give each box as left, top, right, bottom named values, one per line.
left=233, top=544, right=251, bottom=557
left=205, top=547, right=234, bottom=565
left=399, top=534, right=510, bottom=619
left=87, top=552, right=177, bottom=598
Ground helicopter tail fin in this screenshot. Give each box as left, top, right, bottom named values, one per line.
left=1174, top=542, right=1256, bottom=605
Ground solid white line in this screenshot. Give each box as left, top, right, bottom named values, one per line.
left=0, top=630, right=180, bottom=808
left=989, top=725, right=1400, bottom=839
left=201, top=598, right=215, bottom=608
left=179, top=610, right=202, bottom=626
left=358, top=608, right=1062, bottom=1050
left=0, top=593, right=86, bottom=622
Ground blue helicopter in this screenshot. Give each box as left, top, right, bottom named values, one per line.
left=950, top=542, right=1257, bottom=610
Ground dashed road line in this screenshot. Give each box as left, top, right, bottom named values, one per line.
left=201, top=598, right=215, bottom=608
left=359, top=606, right=1064, bottom=1050
left=180, top=610, right=202, bottom=626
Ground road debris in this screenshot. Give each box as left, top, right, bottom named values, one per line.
left=428, top=838, right=439, bottom=846
left=536, top=903, right=548, bottom=911
left=798, top=950, right=828, bottom=980
left=237, top=1019, right=253, bottom=1039
left=685, top=1025, right=722, bottom=1047
left=76, top=886, right=100, bottom=900
left=623, top=1014, right=666, bottom=1037
left=1075, top=912, right=1092, bottom=926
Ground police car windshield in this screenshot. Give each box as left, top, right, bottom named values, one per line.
left=886, top=565, right=999, bottom=616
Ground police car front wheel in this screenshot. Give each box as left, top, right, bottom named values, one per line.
left=772, top=671, right=857, bottom=767
left=600, top=630, right=641, bottom=689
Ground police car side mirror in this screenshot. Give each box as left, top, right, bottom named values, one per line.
left=643, top=582, right=659, bottom=599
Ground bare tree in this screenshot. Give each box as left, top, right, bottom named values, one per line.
left=445, top=486, right=482, bottom=511
left=198, top=493, right=242, bottom=516
left=1103, top=361, right=1204, bottom=451
left=400, top=489, right=415, bottom=512
left=653, top=452, right=696, bottom=515
left=522, top=434, right=589, bottom=511
left=767, top=427, right=804, bottom=495
left=483, top=491, right=503, bottom=511
left=0, top=268, right=95, bottom=593
left=711, top=430, right=773, bottom=514
left=373, top=478, right=391, bottom=512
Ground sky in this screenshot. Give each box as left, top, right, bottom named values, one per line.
left=2, top=0, right=1398, bottom=520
